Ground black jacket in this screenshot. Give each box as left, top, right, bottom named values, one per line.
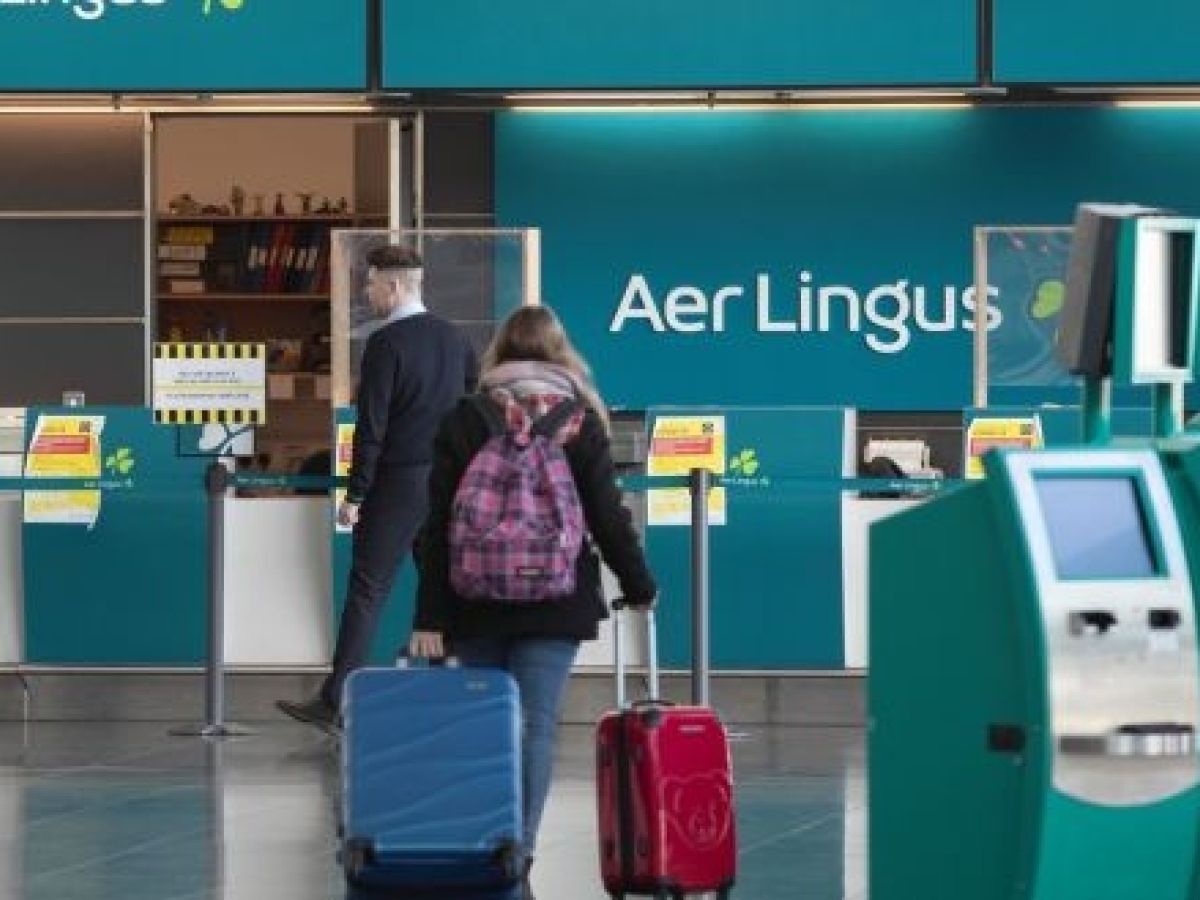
left=414, top=398, right=658, bottom=642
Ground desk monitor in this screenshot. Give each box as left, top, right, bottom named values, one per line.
left=1058, top=203, right=1165, bottom=378
left=1117, top=216, right=1200, bottom=385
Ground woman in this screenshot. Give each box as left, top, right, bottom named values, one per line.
left=409, top=304, right=658, bottom=900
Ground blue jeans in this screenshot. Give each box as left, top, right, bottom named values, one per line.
left=453, top=636, right=580, bottom=854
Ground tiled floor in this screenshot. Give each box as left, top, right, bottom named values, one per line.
left=0, top=720, right=866, bottom=900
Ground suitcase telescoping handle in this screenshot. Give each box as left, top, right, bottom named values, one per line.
left=612, top=598, right=660, bottom=710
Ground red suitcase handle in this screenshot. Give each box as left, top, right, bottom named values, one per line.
left=612, top=599, right=660, bottom=710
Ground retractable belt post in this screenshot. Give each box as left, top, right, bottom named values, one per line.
left=171, top=461, right=251, bottom=739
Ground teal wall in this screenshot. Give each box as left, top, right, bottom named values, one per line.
left=496, top=107, right=1200, bottom=412
left=382, top=0, right=975, bottom=89
left=0, top=1, right=366, bottom=91
left=995, top=0, right=1200, bottom=85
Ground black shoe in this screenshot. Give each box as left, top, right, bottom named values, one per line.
left=276, top=695, right=339, bottom=735
left=521, top=856, right=535, bottom=900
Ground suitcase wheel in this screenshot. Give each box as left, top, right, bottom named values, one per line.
left=490, top=837, right=523, bottom=881
left=342, top=837, right=373, bottom=879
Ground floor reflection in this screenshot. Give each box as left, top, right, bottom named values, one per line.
left=0, top=721, right=866, bottom=900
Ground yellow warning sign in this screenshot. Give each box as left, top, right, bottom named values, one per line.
left=23, top=415, right=105, bottom=527
left=965, top=416, right=1044, bottom=479
left=647, top=485, right=727, bottom=527
left=153, top=343, right=267, bottom=426
left=334, top=423, right=355, bottom=533
left=647, top=415, right=727, bottom=527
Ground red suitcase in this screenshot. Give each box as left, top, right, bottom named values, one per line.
left=596, top=604, right=737, bottom=900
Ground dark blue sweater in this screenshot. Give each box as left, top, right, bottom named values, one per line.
left=346, top=312, right=478, bottom=502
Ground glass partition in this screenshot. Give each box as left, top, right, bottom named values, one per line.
left=330, top=229, right=540, bottom=405
left=972, top=225, right=1076, bottom=407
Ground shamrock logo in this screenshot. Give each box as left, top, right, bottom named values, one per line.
left=1031, top=278, right=1065, bottom=321
left=203, top=0, right=245, bottom=15
left=729, top=448, right=759, bottom=476
left=104, top=447, right=136, bottom=477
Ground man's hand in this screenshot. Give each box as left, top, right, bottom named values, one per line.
left=338, top=500, right=360, bottom=528
left=409, top=630, right=445, bottom=659
left=618, top=593, right=658, bottom=610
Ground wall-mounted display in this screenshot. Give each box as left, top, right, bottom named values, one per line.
left=995, top=0, right=1200, bottom=85
left=0, top=0, right=366, bottom=92
left=383, top=0, right=975, bottom=90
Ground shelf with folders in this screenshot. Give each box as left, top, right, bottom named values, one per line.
left=156, top=216, right=354, bottom=297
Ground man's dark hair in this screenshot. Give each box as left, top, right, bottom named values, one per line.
left=366, top=245, right=423, bottom=270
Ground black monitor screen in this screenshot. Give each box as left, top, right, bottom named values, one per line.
left=1034, top=476, right=1160, bottom=580
left=1169, top=230, right=1195, bottom=369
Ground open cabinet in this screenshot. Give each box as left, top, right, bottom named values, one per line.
left=154, top=116, right=389, bottom=475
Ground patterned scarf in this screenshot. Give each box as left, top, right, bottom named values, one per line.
left=479, top=361, right=585, bottom=444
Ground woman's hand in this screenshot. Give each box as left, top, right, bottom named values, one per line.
left=408, top=630, right=445, bottom=659
left=337, top=501, right=360, bottom=528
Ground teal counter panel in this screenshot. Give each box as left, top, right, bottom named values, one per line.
left=22, top=408, right=209, bottom=665
left=646, top=407, right=848, bottom=669
left=383, top=0, right=975, bottom=89
left=0, top=1, right=366, bottom=92
left=995, top=0, right=1200, bottom=85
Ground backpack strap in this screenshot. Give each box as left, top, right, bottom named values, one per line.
left=530, top=397, right=581, bottom=440
left=468, top=394, right=507, bottom=438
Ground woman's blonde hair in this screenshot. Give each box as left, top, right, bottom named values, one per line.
left=482, top=304, right=610, bottom=432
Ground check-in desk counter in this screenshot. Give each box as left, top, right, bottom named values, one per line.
left=8, top=404, right=906, bottom=674
left=14, top=489, right=332, bottom=669
left=14, top=407, right=333, bottom=669
left=841, top=495, right=923, bottom=669
left=223, top=495, right=331, bottom=667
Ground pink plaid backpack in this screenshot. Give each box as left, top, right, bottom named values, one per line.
left=449, top=395, right=585, bottom=602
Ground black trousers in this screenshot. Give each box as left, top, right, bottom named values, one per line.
left=321, top=463, right=431, bottom=709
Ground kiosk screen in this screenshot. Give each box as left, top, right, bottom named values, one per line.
left=1035, top=476, right=1159, bottom=579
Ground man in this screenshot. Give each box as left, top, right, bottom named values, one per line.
left=278, top=244, right=477, bottom=732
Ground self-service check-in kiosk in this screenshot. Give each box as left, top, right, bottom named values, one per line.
left=871, top=448, right=1200, bottom=900
left=870, top=204, right=1200, bottom=900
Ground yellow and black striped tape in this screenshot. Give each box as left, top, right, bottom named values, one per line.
left=153, top=409, right=265, bottom=426
left=154, top=343, right=265, bottom=361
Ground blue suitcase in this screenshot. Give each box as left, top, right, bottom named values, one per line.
left=341, top=665, right=524, bottom=898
